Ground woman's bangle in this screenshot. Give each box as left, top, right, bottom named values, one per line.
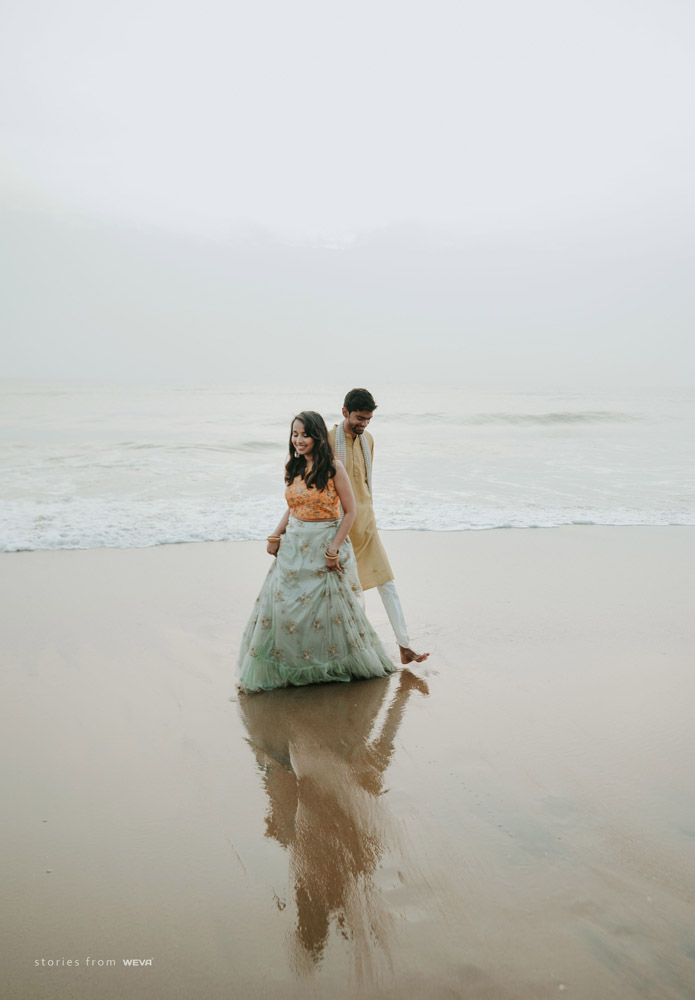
left=267, top=535, right=281, bottom=542
left=325, top=548, right=339, bottom=559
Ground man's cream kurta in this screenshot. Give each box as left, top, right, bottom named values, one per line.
left=329, top=425, right=393, bottom=590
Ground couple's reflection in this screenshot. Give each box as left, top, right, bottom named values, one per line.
left=238, top=669, right=428, bottom=977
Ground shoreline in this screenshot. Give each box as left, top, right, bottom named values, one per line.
left=3, top=519, right=695, bottom=558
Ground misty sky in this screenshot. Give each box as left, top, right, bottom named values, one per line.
left=2, top=0, right=694, bottom=387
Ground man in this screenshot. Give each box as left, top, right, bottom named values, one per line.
left=329, top=388, right=429, bottom=665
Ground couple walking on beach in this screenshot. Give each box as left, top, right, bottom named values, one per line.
left=238, top=388, right=428, bottom=693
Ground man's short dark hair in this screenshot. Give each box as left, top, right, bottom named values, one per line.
left=343, top=388, right=377, bottom=413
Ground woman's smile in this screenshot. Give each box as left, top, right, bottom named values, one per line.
left=292, top=420, right=315, bottom=457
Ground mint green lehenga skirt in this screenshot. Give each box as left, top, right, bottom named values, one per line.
left=238, top=516, right=395, bottom=692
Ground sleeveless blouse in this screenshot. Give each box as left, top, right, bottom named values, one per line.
left=286, top=475, right=340, bottom=521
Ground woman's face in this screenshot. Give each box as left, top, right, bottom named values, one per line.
left=292, top=420, right=315, bottom=459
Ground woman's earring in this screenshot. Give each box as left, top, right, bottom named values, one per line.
left=294, top=450, right=299, bottom=458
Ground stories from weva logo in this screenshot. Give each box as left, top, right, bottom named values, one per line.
left=34, top=957, right=154, bottom=967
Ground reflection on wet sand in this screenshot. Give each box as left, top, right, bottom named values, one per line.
left=238, top=670, right=428, bottom=980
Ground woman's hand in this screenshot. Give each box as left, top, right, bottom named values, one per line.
left=266, top=511, right=288, bottom=557
left=325, top=548, right=342, bottom=573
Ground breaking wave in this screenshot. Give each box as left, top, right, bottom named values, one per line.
left=380, top=411, right=640, bottom=426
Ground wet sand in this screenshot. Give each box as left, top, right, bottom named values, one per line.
left=1, top=527, right=694, bottom=1000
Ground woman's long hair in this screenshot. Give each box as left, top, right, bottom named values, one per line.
left=285, top=411, right=336, bottom=491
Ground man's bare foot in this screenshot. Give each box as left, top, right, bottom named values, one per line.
left=398, top=645, right=429, bottom=664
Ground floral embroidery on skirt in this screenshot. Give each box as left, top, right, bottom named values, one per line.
left=238, top=517, right=395, bottom=692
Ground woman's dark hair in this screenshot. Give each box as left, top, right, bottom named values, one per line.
left=343, top=387, right=377, bottom=413
left=285, top=411, right=336, bottom=491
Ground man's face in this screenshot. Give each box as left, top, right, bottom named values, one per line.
left=343, top=408, right=373, bottom=436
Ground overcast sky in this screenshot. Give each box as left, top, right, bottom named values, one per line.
left=1, top=0, right=694, bottom=387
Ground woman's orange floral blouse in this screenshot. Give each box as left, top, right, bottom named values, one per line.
left=286, top=476, right=340, bottom=520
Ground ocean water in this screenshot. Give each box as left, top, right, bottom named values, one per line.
left=1, top=380, right=694, bottom=552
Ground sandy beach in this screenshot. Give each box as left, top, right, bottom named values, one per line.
left=2, top=527, right=694, bottom=1000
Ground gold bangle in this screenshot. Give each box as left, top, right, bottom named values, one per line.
left=325, top=549, right=339, bottom=559
left=267, top=535, right=281, bottom=542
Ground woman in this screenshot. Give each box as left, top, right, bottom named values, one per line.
left=238, top=411, right=395, bottom=692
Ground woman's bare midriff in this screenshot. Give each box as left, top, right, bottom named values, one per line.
left=293, top=516, right=337, bottom=523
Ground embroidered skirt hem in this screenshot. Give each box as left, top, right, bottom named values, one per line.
left=238, top=648, right=394, bottom=692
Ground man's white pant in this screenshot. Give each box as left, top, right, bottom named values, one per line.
left=377, top=580, right=410, bottom=648
left=355, top=579, right=410, bottom=648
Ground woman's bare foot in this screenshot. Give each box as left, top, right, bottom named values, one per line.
left=398, top=645, right=429, bottom=664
